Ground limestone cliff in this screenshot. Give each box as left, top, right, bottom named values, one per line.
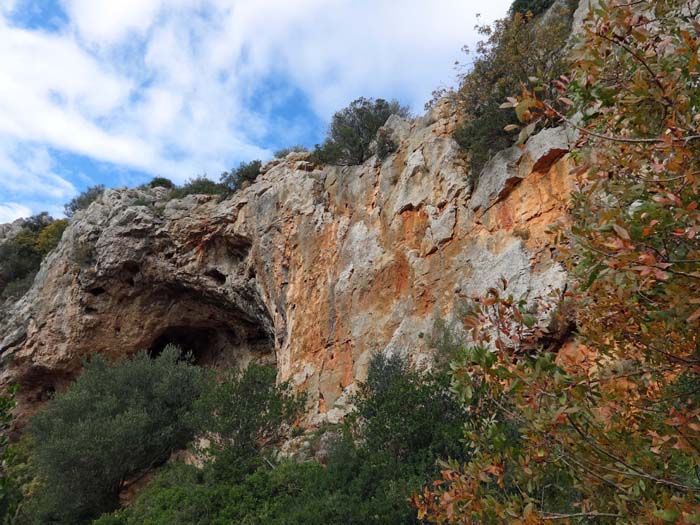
left=0, top=104, right=575, bottom=424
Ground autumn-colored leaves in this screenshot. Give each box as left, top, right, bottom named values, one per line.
left=415, top=1, right=700, bottom=523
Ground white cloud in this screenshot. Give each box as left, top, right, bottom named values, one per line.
left=0, top=136, right=77, bottom=217
left=62, top=0, right=168, bottom=44
left=0, top=0, right=512, bottom=218
left=0, top=202, right=32, bottom=223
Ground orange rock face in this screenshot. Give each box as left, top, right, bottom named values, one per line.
left=0, top=112, right=575, bottom=424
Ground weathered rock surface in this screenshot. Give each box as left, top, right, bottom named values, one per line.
left=0, top=106, right=574, bottom=424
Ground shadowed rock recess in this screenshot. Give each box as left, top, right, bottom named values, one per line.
left=0, top=104, right=575, bottom=424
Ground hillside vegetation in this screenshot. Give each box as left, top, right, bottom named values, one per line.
left=0, top=214, right=67, bottom=302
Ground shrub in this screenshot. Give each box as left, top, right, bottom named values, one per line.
left=102, top=353, right=471, bottom=524
left=20, top=212, right=52, bottom=233
left=0, top=214, right=66, bottom=300
left=308, top=141, right=344, bottom=165
left=351, top=353, right=469, bottom=464
left=169, top=176, right=226, bottom=199
left=0, top=435, right=32, bottom=525
left=34, top=219, right=67, bottom=256
left=0, top=238, right=41, bottom=298
left=0, top=273, right=37, bottom=301
left=274, top=145, right=308, bottom=158
left=193, top=363, right=305, bottom=479
left=147, top=177, right=175, bottom=189
left=509, top=0, right=556, bottom=15
left=24, top=346, right=204, bottom=524
left=219, top=160, right=262, bottom=194
left=310, top=97, right=411, bottom=165
left=64, top=185, right=105, bottom=218
left=132, top=196, right=148, bottom=207
left=0, top=388, right=20, bottom=524
left=95, top=461, right=333, bottom=525
left=450, top=3, right=575, bottom=181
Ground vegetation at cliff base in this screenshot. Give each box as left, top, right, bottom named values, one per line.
left=1, top=348, right=473, bottom=524
left=96, top=353, right=471, bottom=525
left=24, top=346, right=204, bottom=524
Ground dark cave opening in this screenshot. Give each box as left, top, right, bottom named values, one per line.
left=147, top=324, right=274, bottom=368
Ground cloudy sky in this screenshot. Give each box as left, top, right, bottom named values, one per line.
left=0, top=0, right=511, bottom=221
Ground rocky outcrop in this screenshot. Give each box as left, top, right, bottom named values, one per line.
left=0, top=105, right=575, bottom=424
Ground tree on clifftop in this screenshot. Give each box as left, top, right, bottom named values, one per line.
left=310, top=97, right=411, bottom=166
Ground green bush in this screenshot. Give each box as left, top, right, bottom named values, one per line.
left=351, top=353, right=467, bottom=461
left=169, top=176, right=226, bottom=199
left=0, top=274, right=37, bottom=301
left=100, top=353, right=471, bottom=524
left=95, top=461, right=332, bottom=525
left=0, top=388, right=19, bottom=524
left=192, top=363, right=305, bottom=480
left=450, top=3, right=575, bottom=181
left=24, top=346, right=204, bottom=524
left=34, top=220, right=67, bottom=256
left=0, top=234, right=41, bottom=300
left=310, top=97, right=410, bottom=166
left=0, top=436, right=33, bottom=525
left=0, top=214, right=67, bottom=301
left=219, top=160, right=262, bottom=194
left=147, top=177, right=175, bottom=189
left=64, top=185, right=105, bottom=218
left=509, top=0, right=556, bottom=15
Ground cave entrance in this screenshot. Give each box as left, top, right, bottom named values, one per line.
left=148, top=324, right=274, bottom=369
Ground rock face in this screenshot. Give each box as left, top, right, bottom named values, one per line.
left=0, top=106, right=575, bottom=424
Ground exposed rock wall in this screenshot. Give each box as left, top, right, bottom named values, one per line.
left=0, top=105, right=575, bottom=424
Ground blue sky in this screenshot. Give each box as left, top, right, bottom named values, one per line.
left=0, top=0, right=512, bottom=221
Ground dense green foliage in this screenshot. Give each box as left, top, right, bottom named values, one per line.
left=146, top=177, right=175, bottom=189
left=349, top=353, right=467, bottom=463
left=447, top=2, right=574, bottom=181
left=96, top=353, right=471, bottom=524
left=509, top=0, right=555, bottom=16
left=310, top=97, right=410, bottom=165
left=168, top=176, right=227, bottom=199
left=167, top=161, right=262, bottom=200
left=219, top=160, right=262, bottom=194
left=24, top=346, right=204, bottom=524
left=64, top=185, right=105, bottom=218
left=0, top=214, right=67, bottom=301
left=192, top=363, right=305, bottom=480
left=0, top=388, right=22, bottom=525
